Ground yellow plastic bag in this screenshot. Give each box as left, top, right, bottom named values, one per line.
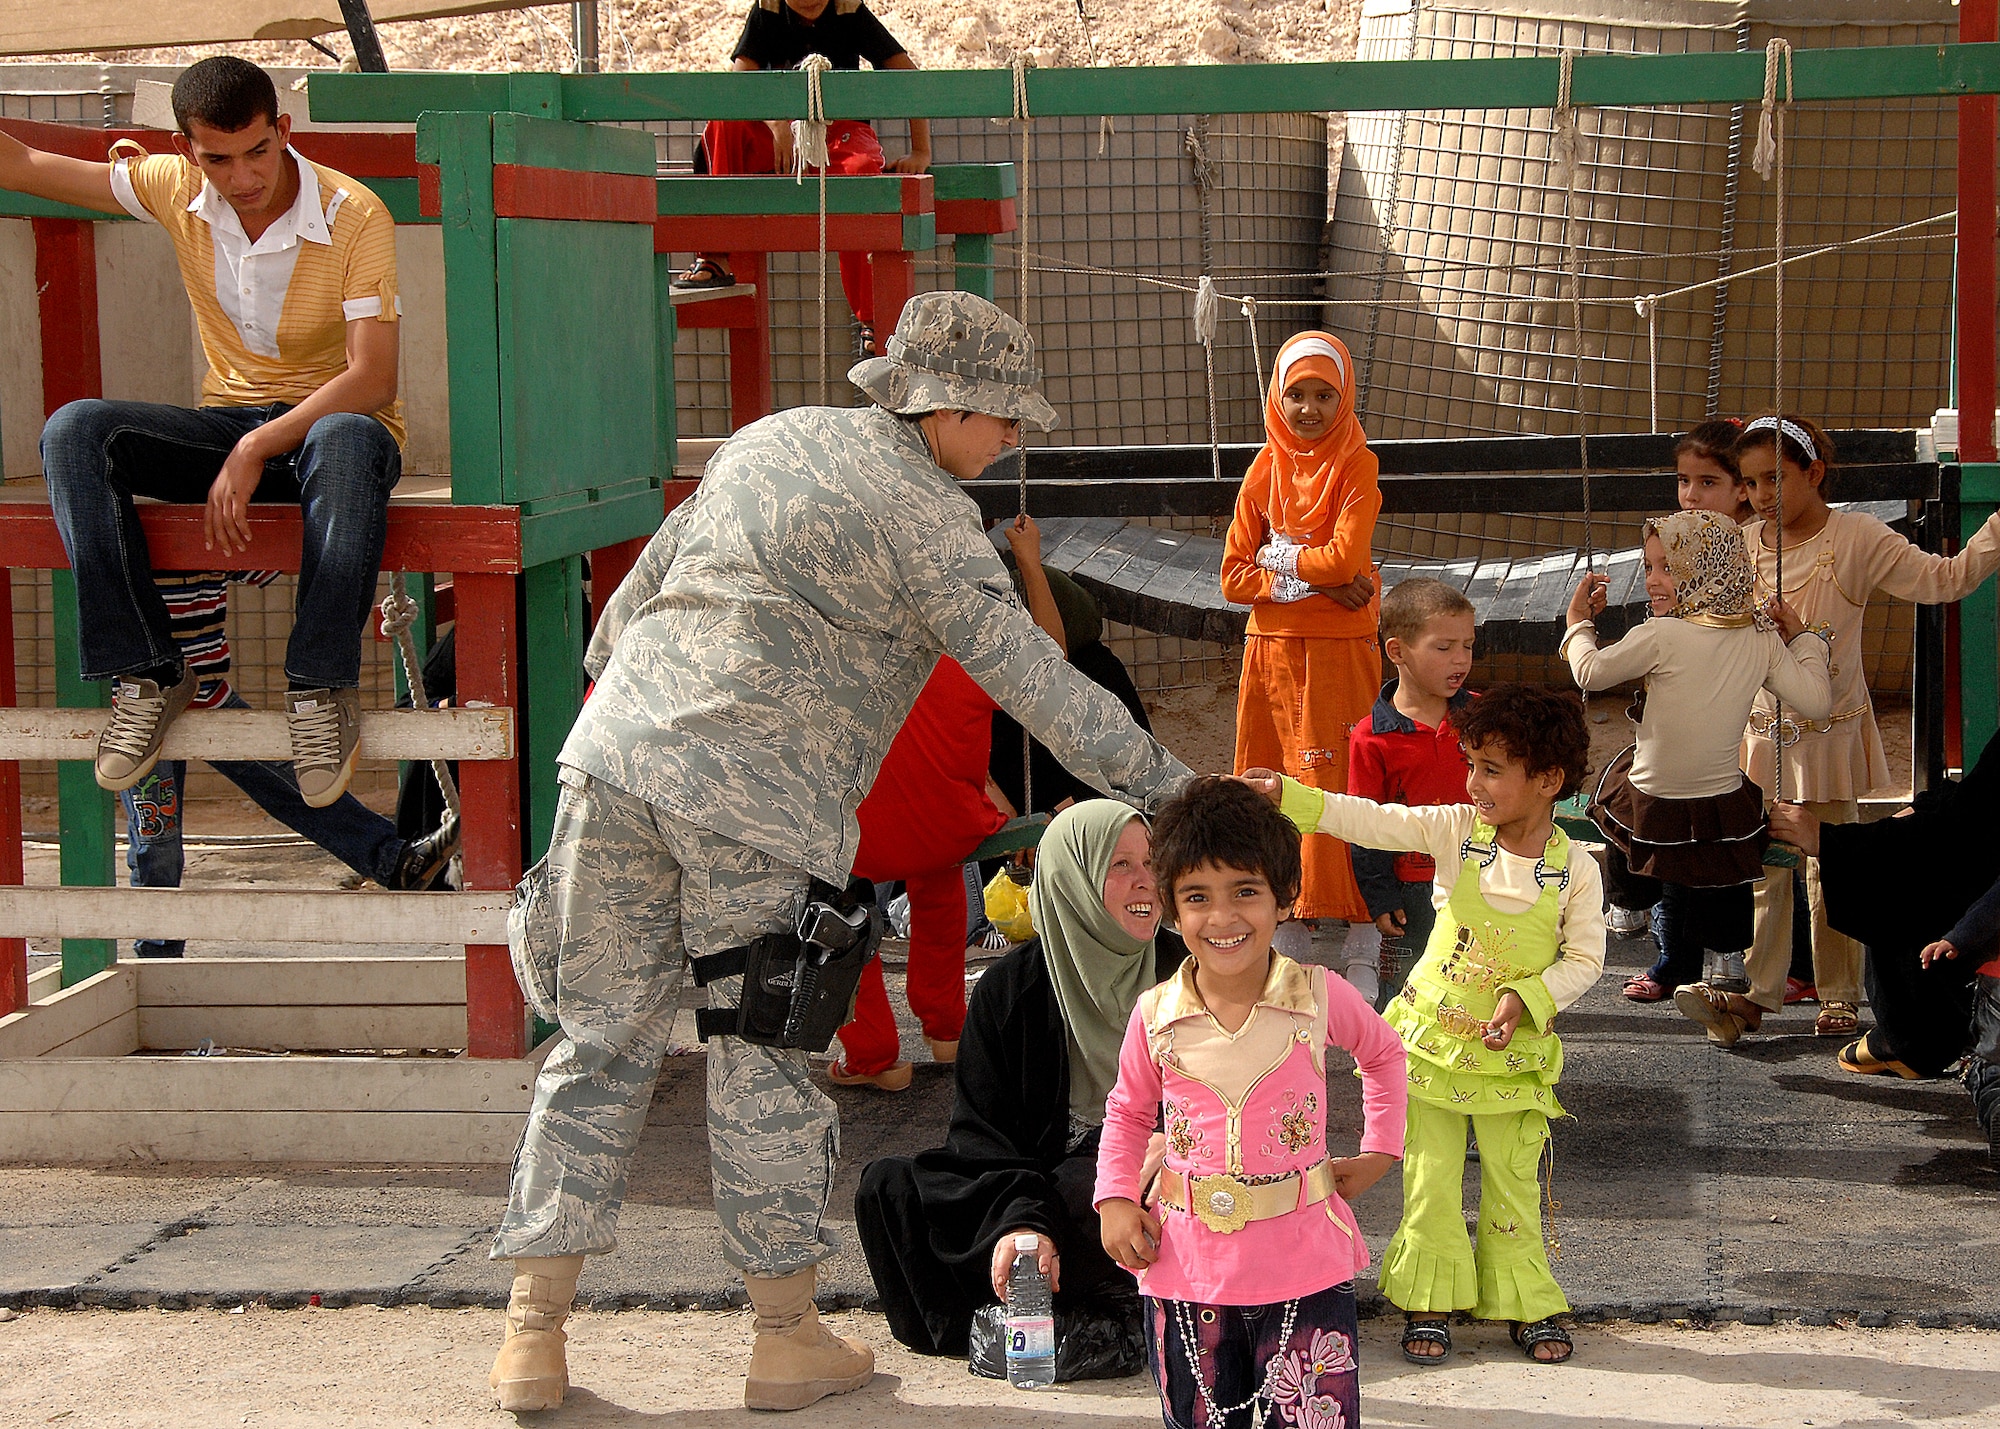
left=982, top=865, right=1036, bottom=944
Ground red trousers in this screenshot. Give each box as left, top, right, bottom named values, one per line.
left=701, top=118, right=886, bottom=327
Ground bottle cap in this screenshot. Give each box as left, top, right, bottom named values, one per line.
left=1013, top=1233, right=1039, bottom=1252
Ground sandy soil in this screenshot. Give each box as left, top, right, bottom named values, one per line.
left=1, top=1307, right=1993, bottom=1428
left=49, top=0, right=1363, bottom=78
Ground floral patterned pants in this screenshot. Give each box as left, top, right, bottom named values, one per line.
left=1143, top=1281, right=1359, bottom=1429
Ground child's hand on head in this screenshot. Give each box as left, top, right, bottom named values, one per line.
left=1765, top=596, right=1805, bottom=642
left=1330, top=1151, right=1395, bottom=1202
left=1566, top=573, right=1608, bottom=627
left=1483, top=990, right=1527, bottom=1050
left=1098, top=1198, right=1161, bottom=1273
left=1236, top=769, right=1285, bottom=805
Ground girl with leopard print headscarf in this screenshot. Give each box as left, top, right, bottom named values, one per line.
left=1558, top=511, right=1833, bottom=1027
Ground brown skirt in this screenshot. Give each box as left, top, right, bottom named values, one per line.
left=1588, top=745, right=1768, bottom=888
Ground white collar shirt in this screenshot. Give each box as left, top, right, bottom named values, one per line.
left=113, top=146, right=348, bottom=361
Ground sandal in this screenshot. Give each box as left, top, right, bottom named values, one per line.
left=1400, top=1315, right=1451, bottom=1365
left=1511, top=1318, right=1573, bottom=1364
left=1672, top=981, right=1762, bottom=1047
left=1836, top=1032, right=1922, bottom=1080
left=1622, top=973, right=1669, bottom=1003
left=671, top=255, right=735, bottom=291
left=1815, top=1000, right=1860, bottom=1038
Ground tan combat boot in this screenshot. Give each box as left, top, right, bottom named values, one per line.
left=742, top=1267, right=875, bottom=1411
left=489, top=1255, right=583, bottom=1412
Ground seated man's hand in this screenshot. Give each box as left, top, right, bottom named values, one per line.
left=990, top=1228, right=1060, bottom=1302
left=205, top=441, right=266, bottom=555
left=889, top=146, right=932, bottom=174
left=769, top=118, right=796, bottom=173
left=1330, top=1151, right=1395, bottom=1202
left=1767, top=802, right=1821, bottom=856
left=1098, top=1197, right=1160, bottom=1273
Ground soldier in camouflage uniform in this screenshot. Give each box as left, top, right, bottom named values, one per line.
left=487, top=290, right=1195, bottom=1413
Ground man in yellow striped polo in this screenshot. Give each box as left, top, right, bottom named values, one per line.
left=0, top=57, right=403, bottom=808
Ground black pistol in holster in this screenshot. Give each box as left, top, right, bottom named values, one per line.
left=689, top=876, right=883, bottom=1053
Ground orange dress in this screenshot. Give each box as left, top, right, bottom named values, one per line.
left=1223, top=332, right=1382, bottom=922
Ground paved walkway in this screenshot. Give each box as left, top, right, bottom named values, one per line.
left=4, top=929, right=1996, bottom=1325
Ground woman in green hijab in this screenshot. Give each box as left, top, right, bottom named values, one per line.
left=855, top=800, right=1182, bottom=1371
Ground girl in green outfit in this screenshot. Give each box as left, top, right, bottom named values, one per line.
left=1254, top=683, right=1603, bottom=1366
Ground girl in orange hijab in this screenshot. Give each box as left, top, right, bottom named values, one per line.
left=1222, top=332, right=1384, bottom=978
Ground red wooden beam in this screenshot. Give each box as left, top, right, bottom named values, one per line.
left=1962, top=0, right=1998, bottom=464
left=0, top=118, right=417, bottom=179
left=871, top=250, right=915, bottom=340
left=0, top=504, right=525, bottom=574
left=935, top=197, right=1016, bottom=236
left=492, top=164, right=655, bottom=224
left=33, top=218, right=101, bottom=414
left=655, top=213, right=912, bottom=254
left=454, top=571, right=526, bottom=1058
left=727, top=251, right=774, bottom=429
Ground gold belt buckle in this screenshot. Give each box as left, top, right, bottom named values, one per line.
left=1189, top=1172, right=1256, bottom=1233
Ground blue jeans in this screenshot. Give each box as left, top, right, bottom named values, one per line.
left=41, top=399, right=400, bottom=689
left=121, top=693, right=407, bottom=957
left=1379, top=878, right=1438, bottom=1009
left=1643, top=882, right=1754, bottom=990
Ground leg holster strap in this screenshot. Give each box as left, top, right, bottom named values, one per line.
left=688, top=877, right=881, bottom=1053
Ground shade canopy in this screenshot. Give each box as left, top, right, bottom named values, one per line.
left=0, top=1, right=560, bottom=58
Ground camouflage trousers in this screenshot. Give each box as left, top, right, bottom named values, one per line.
left=491, top=768, right=839, bottom=1276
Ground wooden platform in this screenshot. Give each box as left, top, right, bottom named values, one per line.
left=1032, top=502, right=1911, bottom=652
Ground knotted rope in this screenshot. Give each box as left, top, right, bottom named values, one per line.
left=378, top=576, right=459, bottom=820
left=1758, top=37, right=1795, bottom=802
left=794, top=53, right=835, bottom=405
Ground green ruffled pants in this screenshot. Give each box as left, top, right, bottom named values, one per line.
left=1379, top=1099, right=1569, bottom=1323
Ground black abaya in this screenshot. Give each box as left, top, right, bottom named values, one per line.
left=855, top=934, right=1182, bottom=1356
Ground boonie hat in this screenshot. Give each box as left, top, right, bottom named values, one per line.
left=849, top=290, right=1059, bottom=432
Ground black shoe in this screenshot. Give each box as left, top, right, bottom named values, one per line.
left=387, top=813, right=459, bottom=891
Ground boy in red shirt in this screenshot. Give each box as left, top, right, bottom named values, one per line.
left=1346, top=578, right=1477, bottom=1008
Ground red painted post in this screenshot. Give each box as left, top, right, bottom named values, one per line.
left=33, top=218, right=101, bottom=412
left=728, top=250, right=774, bottom=430
left=588, top=536, right=651, bottom=631
left=0, top=573, right=23, bottom=1015
left=1963, top=0, right=1998, bottom=466
left=870, top=251, right=915, bottom=344
left=455, top=570, right=528, bottom=1058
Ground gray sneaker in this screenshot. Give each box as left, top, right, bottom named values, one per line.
left=94, top=666, right=199, bottom=791
left=286, top=686, right=360, bottom=808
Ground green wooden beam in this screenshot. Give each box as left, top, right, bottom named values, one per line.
left=521, top=556, right=586, bottom=863
left=423, top=112, right=505, bottom=507
left=953, top=231, right=996, bottom=300
left=312, top=42, right=2000, bottom=125
left=50, top=570, right=114, bottom=986
left=657, top=174, right=917, bottom=217
left=1960, top=462, right=2000, bottom=765
left=0, top=195, right=128, bottom=221
left=370, top=176, right=432, bottom=226
left=519, top=482, right=668, bottom=568
left=494, top=110, right=654, bottom=175
left=934, top=163, right=1016, bottom=202
left=654, top=252, right=678, bottom=478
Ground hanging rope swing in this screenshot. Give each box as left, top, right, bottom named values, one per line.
left=1755, top=37, right=1795, bottom=804
left=793, top=52, right=835, bottom=406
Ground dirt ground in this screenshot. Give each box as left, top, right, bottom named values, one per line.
left=1, top=1306, right=1994, bottom=1429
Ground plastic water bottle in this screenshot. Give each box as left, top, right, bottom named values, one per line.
left=1004, top=1234, right=1056, bottom=1390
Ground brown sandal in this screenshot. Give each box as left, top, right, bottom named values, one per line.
left=1672, top=982, right=1762, bottom=1047
left=671, top=255, right=735, bottom=290
left=1815, top=1000, right=1860, bottom=1038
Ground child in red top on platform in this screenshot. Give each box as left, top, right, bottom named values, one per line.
left=1223, top=331, right=1384, bottom=983
left=1347, top=578, right=1477, bottom=1009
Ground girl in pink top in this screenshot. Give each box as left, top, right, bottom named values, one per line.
left=1097, top=778, right=1407, bottom=1429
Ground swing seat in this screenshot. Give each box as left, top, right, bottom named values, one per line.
left=1554, top=794, right=1801, bottom=869
left=967, top=813, right=1050, bottom=863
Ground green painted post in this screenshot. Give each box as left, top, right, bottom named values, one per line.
left=522, top=557, right=586, bottom=862
left=419, top=111, right=504, bottom=506
left=50, top=570, right=114, bottom=985
left=953, top=232, right=995, bottom=300
left=1961, top=462, right=2000, bottom=763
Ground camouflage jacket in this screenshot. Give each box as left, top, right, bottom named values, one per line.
left=562, top=405, right=1193, bottom=883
